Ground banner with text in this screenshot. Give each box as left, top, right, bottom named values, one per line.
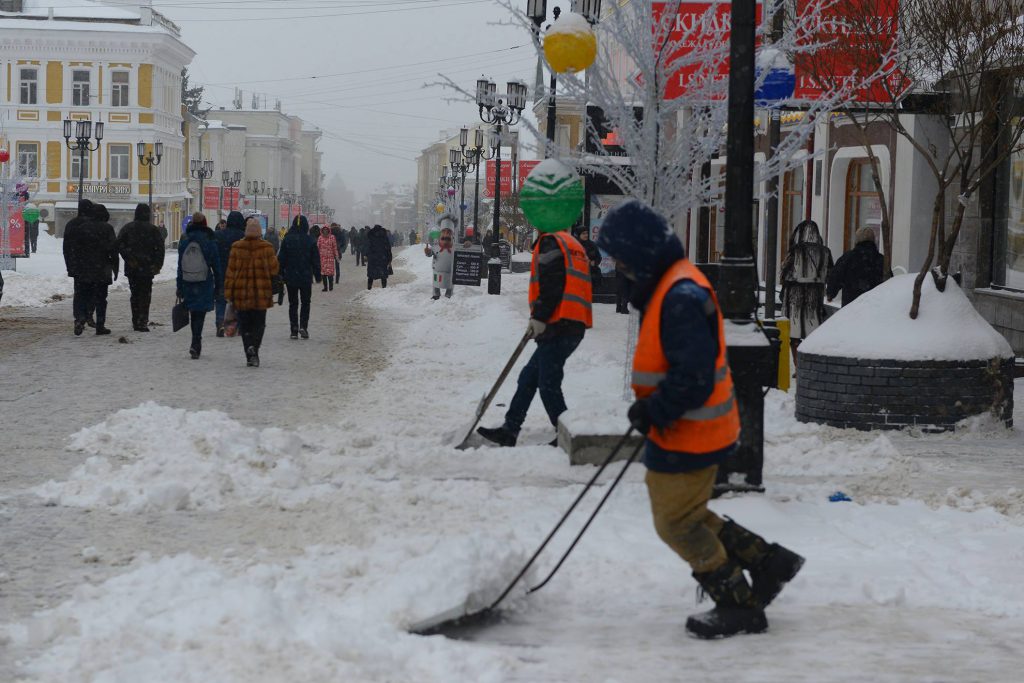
left=202, top=186, right=221, bottom=210
left=483, top=159, right=541, bottom=199
left=793, top=0, right=907, bottom=103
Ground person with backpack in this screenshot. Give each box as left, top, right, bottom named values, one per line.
left=214, top=211, right=246, bottom=337
left=224, top=217, right=279, bottom=367
left=177, top=213, right=222, bottom=359
left=116, top=203, right=165, bottom=332
left=277, top=215, right=320, bottom=339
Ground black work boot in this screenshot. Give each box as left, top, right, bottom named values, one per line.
left=476, top=425, right=517, bottom=447
left=686, top=561, right=768, bottom=639
left=718, top=519, right=805, bottom=609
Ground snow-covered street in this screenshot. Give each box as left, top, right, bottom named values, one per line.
left=2, top=242, right=1023, bottom=682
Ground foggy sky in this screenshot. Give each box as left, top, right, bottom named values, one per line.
left=156, top=0, right=535, bottom=199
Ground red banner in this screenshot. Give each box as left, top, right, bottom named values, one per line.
left=202, top=186, right=220, bottom=210
left=4, top=206, right=26, bottom=256
left=793, top=0, right=908, bottom=103
left=483, top=159, right=540, bottom=199
left=654, top=2, right=762, bottom=101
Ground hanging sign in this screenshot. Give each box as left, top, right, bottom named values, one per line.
left=3, top=206, right=26, bottom=257
left=203, top=186, right=221, bottom=210
left=483, top=160, right=541, bottom=199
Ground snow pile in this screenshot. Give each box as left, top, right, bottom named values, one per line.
left=800, top=273, right=1013, bottom=360
left=1, top=230, right=177, bottom=309
left=545, top=10, right=593, bottom=38
left=5, top=537, right=524, bottom=683
left=33, top=402, right=335, bottom=511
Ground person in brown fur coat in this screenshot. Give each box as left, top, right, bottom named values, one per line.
left=225, top=217, right=280, bottom=367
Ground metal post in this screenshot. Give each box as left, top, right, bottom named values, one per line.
left=473, top=161, right=481, bottom=239
left=489, top=126, right=502, bottom=295
left=763, top=2, right=785, bottom=319
left=77, top=146, right=86, bottom=207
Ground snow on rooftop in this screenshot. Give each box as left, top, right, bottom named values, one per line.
left=799, top=273, right=1014, bottom=361
left=1, top=0, right=140, bottom=21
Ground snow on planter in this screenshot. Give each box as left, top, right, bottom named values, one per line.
left=796, top=274, right=1014, bottom=431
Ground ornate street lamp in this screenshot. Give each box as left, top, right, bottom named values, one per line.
left=63, top=119, right=103, bottom=210
left=190, top=158, right=214, bottom=215
left=449, top=126, right=482, bottom=240
left=476, top=77, right=527, bottom=294
left=247, top=179, right=266, bottom=216
left=270, top=187, right=281, bottom=231
left=137, top=140, right=163, bottom=215
left=222, top=170, right=241, bottom=212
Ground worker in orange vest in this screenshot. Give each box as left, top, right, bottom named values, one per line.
left=596, top=200, right=804, bottom=640
left=477, top=226, right=593, bottom=448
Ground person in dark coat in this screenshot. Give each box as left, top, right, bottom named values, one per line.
left=177, top=213, right=222, bottom=359
left=63, top=199, right=96, bottom=331
left=409, top=229, right=417, bottom=245
left=358, top=226, right=370, bottom=266
left=827, top=227, right=885, bottom=308
left=263, top=224, right=280, bottom=254
left=365, top=224, right=393, bottom=289
left=214, top=211, right=246, bottom=336
left=116, top=203, right=165, bottom=332
left=73, top=204, right=119, bottom=336
left=277, top=215, right=321, bottom=339
left=577, top=227, right=603, bottom=284
left=348, top=226, right=357, bottom=255
left=330, top=223, right=347, bottom=276
left=780, top=220, right=833, bottom=362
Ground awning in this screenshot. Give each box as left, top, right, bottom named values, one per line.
left=55, top=201, right=141, bottom=211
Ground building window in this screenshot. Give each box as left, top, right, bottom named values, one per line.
left=19, top=68, right=38, bottom=105
left=844, top=158, right=882, bottom=251
left=780, top=166, right=806, bottom=261
left=111, top=71, right=130, bottom=107
left=1004, top=117, right=1024, bottom=290
left=71, top=150, right=91, bottom=180
left=108, top=143, right=130, bottom=180
left=17, top=142, right=39, bottom=177
left=72, top=70, right=91, bottom=106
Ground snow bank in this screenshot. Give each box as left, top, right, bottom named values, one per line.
left=1, top=230, right=176, bottom=309
left=799, top=273, right=1013, bottom=361
left=5, top=537, right=525, bottom=683
left=34, top=402, right=334, bottom=511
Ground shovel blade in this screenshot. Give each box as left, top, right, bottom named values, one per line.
left=408, top=605, right=504, bottom=638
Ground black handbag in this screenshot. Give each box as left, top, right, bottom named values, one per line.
left=172, top=298, right=189, bottom=332
left=271, top=274, right=284, bottom=297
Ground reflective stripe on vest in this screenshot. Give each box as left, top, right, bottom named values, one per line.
left=631, top=259, right=740, bottom=455
left=528, top=232, right=594, bottom=328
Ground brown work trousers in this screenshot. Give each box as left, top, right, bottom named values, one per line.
left=645, top=465, right=728, bottom=574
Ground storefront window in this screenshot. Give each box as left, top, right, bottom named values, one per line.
left=780, top=166, right=805, bottom=264
left=1005, top=120, right=1024, bottom=290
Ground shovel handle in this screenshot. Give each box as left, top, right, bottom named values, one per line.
left=475, top=329, right=533, bottom=418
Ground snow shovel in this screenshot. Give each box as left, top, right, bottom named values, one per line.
left=454, top=329, right=533, bottom=450
left=410, top=428, right=643, bottom=636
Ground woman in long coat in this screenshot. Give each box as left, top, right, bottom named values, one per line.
left=317, top=228, right=340, bottom=291
left=366, top=223, right=393, bottom=290
left=176, top=213, right=222, bottom=359
left=780, top=219, right=833, bottom=364
left=225, top=217, right=280, bottom=367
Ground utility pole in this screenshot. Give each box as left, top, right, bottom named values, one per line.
left=763, top=1, right=786, bottom=320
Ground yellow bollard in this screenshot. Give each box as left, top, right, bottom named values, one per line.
left=776, top=318, right=791, bottom=392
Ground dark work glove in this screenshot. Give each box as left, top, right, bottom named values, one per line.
left=628, top=400, right=652, bottom=435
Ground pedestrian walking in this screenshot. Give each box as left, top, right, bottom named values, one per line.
left=116, top=203, right=165, bottom=332
left=477, top=220, right=593, bottom=448
left=224, top=217, right=279, bottom=367
left=409, top=228, right=417, bottom=245
left=424, top=226, right=455, bottom=299
left=318, top=226, right=340, bottom=291
left=780, top=219, right=833, bottom=362
left=176, top=213, right=222, bottom=359
left=577, top=227, right=603, bottom=285
left=596, top=199, right=804, bottom=640
left=358, top=226, right=370, bottom=266
left=214, top=211, right=246, bottom=337
left=330, top=223, right=347, bottom=274
left=263, top=224, right=280, bottom=254
left=277, top=215, right=321, bottom=339
left=348, top=226, right=357, bottom=256
left=827, top=227, right=885, bottom=308
left=366, top=224, right=392, bottom=289
left=63, top=199, right=97, bottom=331
left=72, top=204, right=119, bottom=336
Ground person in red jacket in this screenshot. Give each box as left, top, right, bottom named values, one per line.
left=477, top=226, right=593, bottom=448
left=597, top=200, right=804, bottom=640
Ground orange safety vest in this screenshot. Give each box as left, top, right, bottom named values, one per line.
left=632, top=259, right=739, bottom=454
left=529, top=232, right=593, bottom=328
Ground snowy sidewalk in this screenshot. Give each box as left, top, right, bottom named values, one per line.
left=2, top=246, right=1023, bottom=682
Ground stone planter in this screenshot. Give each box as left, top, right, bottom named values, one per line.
left=795, top=353, right=1014, bottom=431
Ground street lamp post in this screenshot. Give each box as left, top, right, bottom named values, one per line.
left=270, top=187, right=280, bottom=231
left=190, top=159, right=214, bottom=216
left=476, top=128, right=493, bottom=242
left=450, top=126, right=482, bottom=240
left=222, top=170, right=241, bottom=212
left=247, top=179, right=266, bottom=216
left=137, top=140, right=164, bottom=216
left=63, top=119, right=103, bottom=210
left=476, top=77, right=527, bottom=295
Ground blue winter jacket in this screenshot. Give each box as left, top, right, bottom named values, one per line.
left=176, top=223, right=222, bottom=312
left=596, top=200, right=735, bottom=472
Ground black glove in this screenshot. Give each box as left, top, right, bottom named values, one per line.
left=628, top=400, right=652, bottom=435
